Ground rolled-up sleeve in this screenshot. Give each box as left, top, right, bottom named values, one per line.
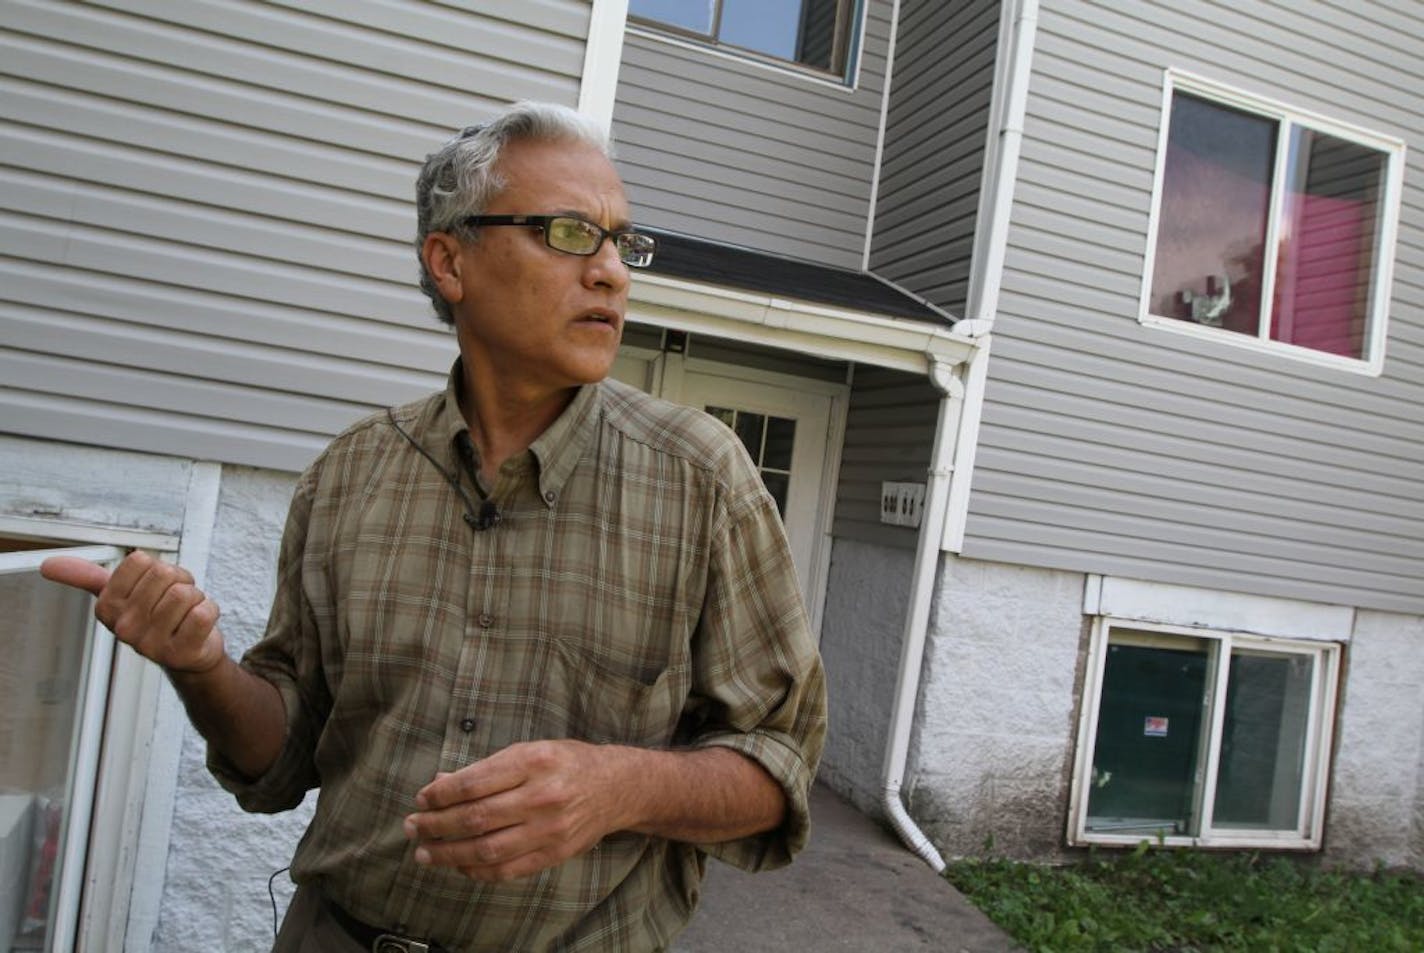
left=689, top=485, right=827, bottom=871
left=207, top=469, right=328, bottom=813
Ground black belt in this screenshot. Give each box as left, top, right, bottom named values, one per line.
left=323, top=896, right=451, bottom=953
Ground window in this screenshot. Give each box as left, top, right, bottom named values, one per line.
left=0, top=542, right=123, bottom=953
left=629, top=0, right=860, bottom=77
left=1069, top=619, right=1340, bottom=850
left=1141, top=73, right=1404, bottom=374
left=705, top=405, right=797, bottom=515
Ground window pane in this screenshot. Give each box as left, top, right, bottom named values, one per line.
left=1149, top=93, right=1276, bottom=338
left=1213, top=651, right=1313, bottom=831
left=0, top=569, right=96, bottom=951
left=763, top=416, right=796, bottom=471
left=1270, top=129, right=1384, bottom=359
left=629, top=0, right=715, bottom=34
left=720, top=0, right=842, bottom=70
left=761, top=471, right=790, bottom=517
left=732, top=410, right=766, bottom=462
left=1086, top=641, right=1210, bottom=836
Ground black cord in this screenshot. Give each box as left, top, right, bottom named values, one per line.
left=387, top=408, right=486, bottom=529
left=268, top=865, right=291, bottom=939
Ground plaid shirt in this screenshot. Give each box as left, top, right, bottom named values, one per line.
left=211, top=362, right=827, bottom=952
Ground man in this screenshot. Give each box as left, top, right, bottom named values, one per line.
left=42, top=101, right=826, bottom=952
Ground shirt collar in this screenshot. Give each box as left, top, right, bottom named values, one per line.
left=431, top=358, right=601, bottom=508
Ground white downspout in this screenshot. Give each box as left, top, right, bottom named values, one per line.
left=881, top=357, right=963, bottom=873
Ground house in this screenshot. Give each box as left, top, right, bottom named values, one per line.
left=0, top=0, right=1419, bottom=949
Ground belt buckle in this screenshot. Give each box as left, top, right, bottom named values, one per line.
left=373, top=936, right=430, bottom=953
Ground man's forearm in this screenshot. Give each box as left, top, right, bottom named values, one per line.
left=614, top=745, right=787, bottom=844
left=167, top=648, right=287, bottom=781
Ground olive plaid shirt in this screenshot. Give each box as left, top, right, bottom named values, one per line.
left=211, top=362, right=827, bottom=952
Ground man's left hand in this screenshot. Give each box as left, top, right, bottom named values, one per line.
left=404, top=739, right=627, bottom=882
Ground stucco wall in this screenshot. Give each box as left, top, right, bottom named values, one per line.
left=152, top=464, right=309, bottom=952
left=1327, top=608, right=1424, bottom=870
left=911, top=556, right=1085, bottom=860
left=815, top=538, right=917, bottom=816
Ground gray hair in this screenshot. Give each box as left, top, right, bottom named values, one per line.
left=415, top=101, right=613, bottom=325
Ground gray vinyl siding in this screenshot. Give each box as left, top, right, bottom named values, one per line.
left=0, top=0, right=592, bottom=472
left=962, top=0, right=1424, bottom=614
left=611, top=1, right=893, bottom=269
left=832, top=364, right=937, bottom=549
left=869, top=0, right=999, bottom=317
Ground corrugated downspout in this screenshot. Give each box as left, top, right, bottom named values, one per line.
left=881, top=358, right=963, bottom=873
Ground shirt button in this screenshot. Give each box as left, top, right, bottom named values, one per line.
left=459, top=718, right=476, bottom=733
left=477, top=613, right=494, bottom=628
left=544, top=490, right=557, bottom=503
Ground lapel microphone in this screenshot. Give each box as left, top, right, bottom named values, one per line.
left=469, top=500, right=501, bottom=531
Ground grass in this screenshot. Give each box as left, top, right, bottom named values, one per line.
left=944, top=843, right=1424, bottom=952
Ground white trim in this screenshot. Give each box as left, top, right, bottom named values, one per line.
left=629, top=272, right=978, bottom=374
left=862, top=0, right=901, bottom=271
left=0, top=514, right=178, bottom=551
left=578, top=0, right=630, bottom=132
left=1067, top=616, right=1341, bottom=851
left=1137, top=69, right=1406, bottom=378
left=1085, top=573, right=1356, bottom=643
left=940, top=333, right=991, bottom=552
left=120, top=461, right=222, bottom=952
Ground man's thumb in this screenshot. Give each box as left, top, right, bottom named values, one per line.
left=40, top=556, right=112, bottom=596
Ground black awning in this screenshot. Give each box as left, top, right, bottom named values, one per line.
left=640, top=228, right=955, bottom=326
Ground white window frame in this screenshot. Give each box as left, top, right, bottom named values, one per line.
left=627, top=0, right=866, bottom=86
left=1138, top=70, right=1406, bottom=377
left=1068, top=615, right=1341, bottom=851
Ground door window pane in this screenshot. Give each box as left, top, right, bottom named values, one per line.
left=1149, top=93, right=1276, bottom=337
left=1270, top=129, right=1384, bottom=359
left=1086, top=641, right=1210, bottom=836
left=0, top=565, right=100, bottom=952
left=1213, top=651, right=1313, bottom=830
left=706, top=405, right=797, bottom=518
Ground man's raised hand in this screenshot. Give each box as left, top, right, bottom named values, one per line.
left=41, top=551, right=225, bottom=674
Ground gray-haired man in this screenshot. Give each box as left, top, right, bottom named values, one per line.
left=43, top=101, right=826, bottom=952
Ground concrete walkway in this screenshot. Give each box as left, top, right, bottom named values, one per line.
left=674, top=784, right=1023, bottom=952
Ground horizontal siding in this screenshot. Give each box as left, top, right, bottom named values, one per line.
left=869, top=0, right=1000, bottom=316
left=963, top=0, right=1424, bottom=613
left=610, top=1, right=893, bottom=269
left=0, top=0, right=591, bottom=471
left=832, top=365, right=938, bottom=549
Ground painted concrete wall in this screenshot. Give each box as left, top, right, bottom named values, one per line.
left=815, top=538, right=917, bottom=816
left=1328, top=608, right=1424, bottom=871
left=912, top=556, right=1085, bottom=859
left=895, top=555, right=1424, bottom=871
left=151, top=464, right=307, bottom=952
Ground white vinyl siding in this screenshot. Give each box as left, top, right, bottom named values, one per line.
left=963, top=0, right=1424, bottom=614
left=0, top=0, right=593, bottom=472
left=611, top=1, right=892, bottom=268
left=869, top=0, right=1000, bottom=317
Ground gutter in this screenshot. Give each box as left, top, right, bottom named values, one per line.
left=879, top=0, right=1037, bottom=872
left=880, top=357, right=963, bottom=873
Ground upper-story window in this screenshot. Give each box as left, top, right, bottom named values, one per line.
left=1141, top=72, right=1405, bottom=375
left=629, top=0, right=860, bottom=77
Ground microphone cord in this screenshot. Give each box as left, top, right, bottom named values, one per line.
left=386, top=408, right=499, bottom=530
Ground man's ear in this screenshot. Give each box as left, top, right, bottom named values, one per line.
left=422, top=232, right=465, bottom=306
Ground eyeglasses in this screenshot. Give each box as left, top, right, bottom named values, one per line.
left=462, top=215, right=657, bottom=268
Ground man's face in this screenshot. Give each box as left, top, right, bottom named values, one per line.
left=449, top=137, right=631, bottom=398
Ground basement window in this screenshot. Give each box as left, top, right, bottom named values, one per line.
left=1069, top=619, right=1339, bottom=850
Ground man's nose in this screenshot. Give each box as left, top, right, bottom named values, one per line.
left=583, top=236, right=630, bottom=291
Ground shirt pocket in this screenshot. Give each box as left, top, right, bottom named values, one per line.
left=544, top=637, right=691, bottom=748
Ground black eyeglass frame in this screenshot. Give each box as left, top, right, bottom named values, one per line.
left=461, top=214, right=656, bottom=268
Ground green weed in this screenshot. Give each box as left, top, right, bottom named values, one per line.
left=944, top=846, right=1423, bottom=952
